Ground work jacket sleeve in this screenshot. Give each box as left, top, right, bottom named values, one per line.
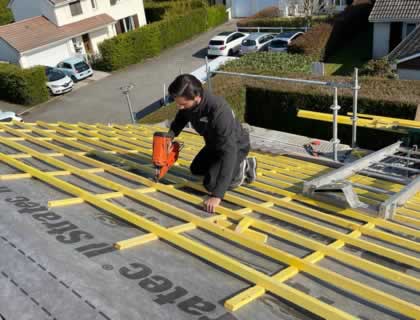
left=169, top=111, right=189, bottom=137
left=210, top=108, right=238, bottom=199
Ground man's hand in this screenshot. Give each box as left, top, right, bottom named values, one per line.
left=203, top=197, right=221, bottom=213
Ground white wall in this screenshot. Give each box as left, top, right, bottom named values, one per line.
left=372, top=22, right=390, bottom=58
left=89, top=25, right=115, bottom=54
left=9, top=0, right=43, bottom=21
left=398, top=68, right=420, bottom=80
left=54, top=0, right=146, bottom=27
left=0, top=39, right=20, bottom=64
left=20, top=40, right=74, bottom=68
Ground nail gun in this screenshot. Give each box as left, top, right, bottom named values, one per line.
left=152, top=132, right=183, bottom=182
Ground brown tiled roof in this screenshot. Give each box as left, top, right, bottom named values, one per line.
left=388, top=25, right=420, bottom=61
left=0, top=14, right=115, bottom=53
left=369, top=0, right=420, bottom=22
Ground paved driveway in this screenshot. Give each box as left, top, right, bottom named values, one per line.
left=23, top=20, right=237, bottom=124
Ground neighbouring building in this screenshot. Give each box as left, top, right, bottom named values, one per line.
left=230, top=0, right=350, bottom=18
left=0, top=0, right=147, bottom=68
left=369, top=0, right=420, bottom=59
left=388, top=25, right=420, bottom=80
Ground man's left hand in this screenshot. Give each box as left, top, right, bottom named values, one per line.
left=204, top=197, right=221, bottom=213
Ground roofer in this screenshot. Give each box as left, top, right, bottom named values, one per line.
left=167, top=74, right=257, bottom=213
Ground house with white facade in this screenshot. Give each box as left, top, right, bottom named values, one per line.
left=369, top=0, right=420, bottom=59
left=230, top=0, right=350, bottom=18
left=0, top=0, right=147, bottom=68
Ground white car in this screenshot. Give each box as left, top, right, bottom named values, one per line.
left=268, top=31, right=304, bottom=53
left=44, top=66, right=73, bottom=95
left=0, top=111, right=22, bottom=122
left=240, top=33, right=275, bottom=55
left=207, top=31, right=248, bottom=57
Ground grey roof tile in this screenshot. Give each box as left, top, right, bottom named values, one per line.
left=369, top=0, right=420, bottom=22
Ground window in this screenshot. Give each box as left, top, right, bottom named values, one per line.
left=91, top=0, right=97, bottom=9
left=69, top=1, right=83, bottom=16
left=63, top=63, right=73, bottom=69
left=226, top=35, right=234, bottom=43
left=407, top=23, right=417, bottom=36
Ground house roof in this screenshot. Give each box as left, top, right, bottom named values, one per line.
left=369, top=0, right=420, bottom=22
left=389, top=25, right=420, bottom=62
left=0, top=121, right=419, bottom=320
left=0, top=14, right=115, bottom=53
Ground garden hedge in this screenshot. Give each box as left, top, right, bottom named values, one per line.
left=0, top=64, right=48, bottom=106
left=0, top=0, right=13, bottom=26
left=288, top=0, right=373, bottom=61
left=245, top=77, right=419, bottom=149
left=99, top=6, right=227, bottom=71
left=237, top=15, right=331, bottom=28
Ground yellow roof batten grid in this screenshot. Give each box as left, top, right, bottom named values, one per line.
left=0, top=145, right=358, bottom=320
left=0, top=122, right=419, bottom=319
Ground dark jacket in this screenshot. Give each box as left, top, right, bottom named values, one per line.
left=169, top=90, right=250, bottom=198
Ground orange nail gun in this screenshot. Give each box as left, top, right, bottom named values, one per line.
left=152, top=132, right=183, bottom=182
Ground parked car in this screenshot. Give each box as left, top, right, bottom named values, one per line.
left=56, top=57, right=93, bottom=82
left=44, top=66, right=73, bottom=95
left=268, top=31, right=304, bottom=53
left=0, top=111, right=22, bottom=122
left=207, top=31, right=248, bottom=57
left=240, top=33, right=275, bottom=55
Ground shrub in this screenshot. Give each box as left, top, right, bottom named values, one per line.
left=144, top=2, right=171, bottom=23
left=244, top=77, right=419, bottom=149
left=249, top=6, right=282, bottom=19
left=207, top=5, right=228, bottom=29
left=288, top=22, right=333, bottom=60
left=288, top=1, right=373, bottom=61
left=359, top=58, right=397, bottom=79
left=0, top=0, right=13, bottom=26
left=0, top=64, right=49, bottom=105
left=237, top=15, right=332, bottom=28
left=325, top=0, right=373, bottom=57
left=221, top=52, right=314, bottom=75
left=99, top=6, right=226, bottom=71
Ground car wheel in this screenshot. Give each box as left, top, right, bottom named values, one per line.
left=228, top=49, right=234, bottom=56
left=71, top=76, right=78, bottom=83
left=48, top=88, right=54, bottom=96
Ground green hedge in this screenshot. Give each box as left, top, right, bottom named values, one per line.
left=0, top=0, right=13, bottom=26
left=207, top=5, right=228, bottom=29
left=237, top=16, right=332, bottom=28
left=0, top=64, right=48, bottom=105
left=144, top=2, right=170, bottom=23
left=245, top=80, right=419, bottom=150
left=288, top=1, right=373, bottom=61
left=99, top=6, right=227, bottom=71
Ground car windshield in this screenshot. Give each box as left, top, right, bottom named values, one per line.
left=209, top=40, right=224, bottom=46
left=75, top=61, right=90, bottom=72
left=270, top=40, right=288, bottom=48
left=242, top=39, right=256, bottom=46
left=46, top=69, right=66, bottom=82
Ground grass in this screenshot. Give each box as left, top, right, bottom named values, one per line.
left=325, top=25, right=373, bottom=76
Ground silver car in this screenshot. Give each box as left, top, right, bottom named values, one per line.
left=268, top=31, right=304, bottom=53
left=239, top=33, right=275, bottom=55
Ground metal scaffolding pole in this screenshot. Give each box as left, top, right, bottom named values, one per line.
left=351, top=68, right=360, bottom=148
left=205, top=56, right=212, bottom=92
left=331, top=87, right=341, bottom=162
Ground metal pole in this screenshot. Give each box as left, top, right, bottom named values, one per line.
left=120, top=84, right=136, bottom=124
left=205, top=56, right=212, bottom=92
left=330, top=87, right=341, bottom=162
left=351, top=68, right=360, bottom=149
left=163, top=83, right=166, bottom=106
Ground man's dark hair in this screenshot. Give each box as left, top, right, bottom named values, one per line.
left=168, top=74, right=203, bottom=100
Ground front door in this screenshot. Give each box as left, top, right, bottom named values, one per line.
left=82, top=34, right=93, bottom=55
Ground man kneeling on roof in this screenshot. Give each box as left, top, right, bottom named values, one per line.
left=167, top=74, right=257, bottom=213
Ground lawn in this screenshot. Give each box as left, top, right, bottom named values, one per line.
left=325, top=24, right=373, bottom=76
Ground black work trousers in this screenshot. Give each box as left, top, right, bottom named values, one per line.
left=190, top=144, right=249, bottom=195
